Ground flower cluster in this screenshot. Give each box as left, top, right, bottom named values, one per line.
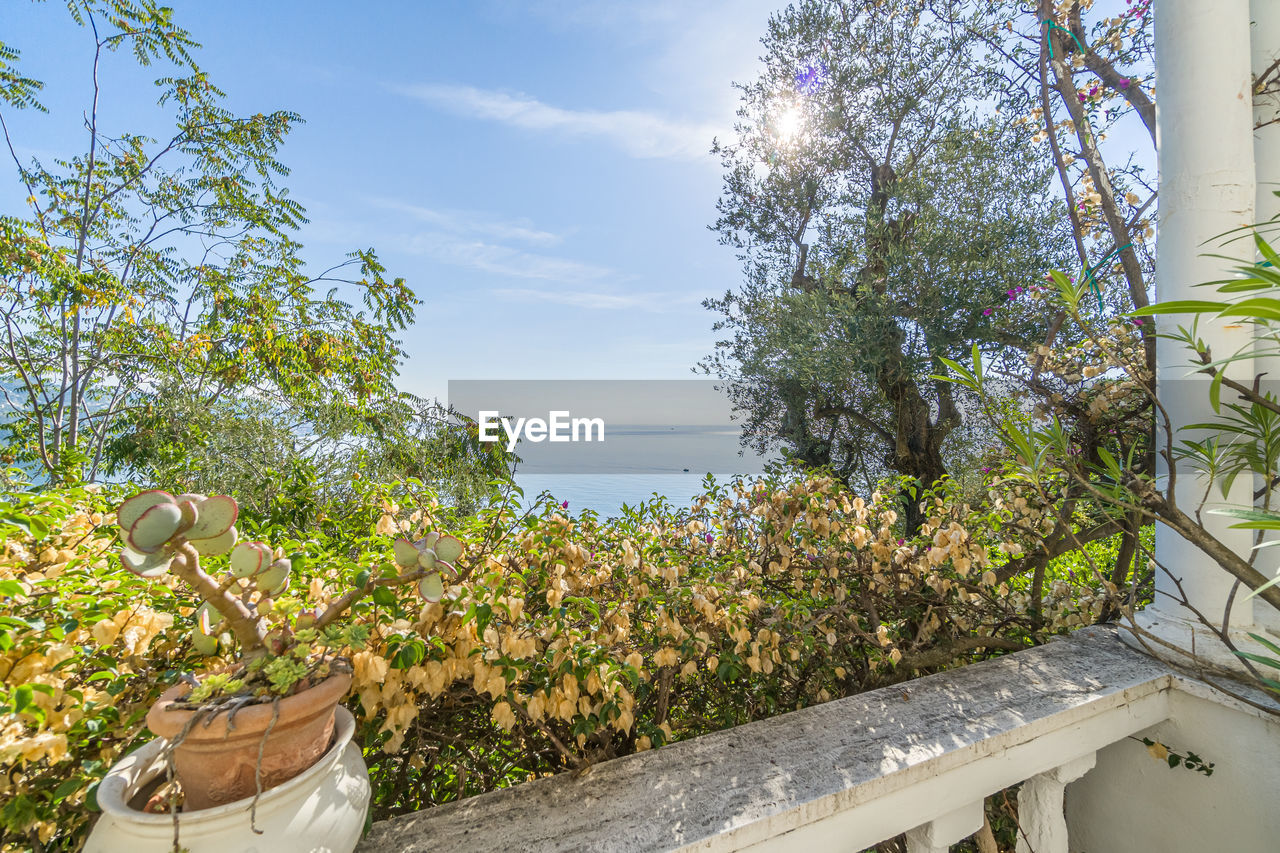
left=0, top=473, right=1123, bottom=847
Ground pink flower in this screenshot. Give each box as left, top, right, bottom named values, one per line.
left=1119, top=78, right=1132, bottom=90
left=561, top=500, right=569, bottom=509
left=983, top=308, right=993, bottom=316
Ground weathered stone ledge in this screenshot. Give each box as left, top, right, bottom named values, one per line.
left=358, top=627, right=1174, bottom=853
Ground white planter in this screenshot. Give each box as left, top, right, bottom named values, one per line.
left=87, top=706, right=369, bottom=853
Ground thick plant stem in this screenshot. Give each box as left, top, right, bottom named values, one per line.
left=170, top=542, right=268, bottom=653
left=313, top=566, right=430, bottom=631
left=1129, top=483, right=1280, bottom=612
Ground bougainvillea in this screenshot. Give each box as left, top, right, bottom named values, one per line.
left=0, top=471, right=1123, bottom=849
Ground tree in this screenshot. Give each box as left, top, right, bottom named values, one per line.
left=104, top=392, right=512, bottom=529
left=705, top=0, right=1071, bottom=530
left=923, top=0, right=1160, bottom=596
left=0, top=1, right=419, bottom=487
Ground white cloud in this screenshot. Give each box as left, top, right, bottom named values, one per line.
left=370, top=198, right=564, bottom=247
left=494, top=286, right=701, bottom=312
left=503, top=0, right=777, bottom=118
left=394, top=83, right=721, bottom=161
left=405, top=232, right=613, bottom=282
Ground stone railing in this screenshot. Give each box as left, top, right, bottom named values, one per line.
left=358, top=627, right=1176, bottom=853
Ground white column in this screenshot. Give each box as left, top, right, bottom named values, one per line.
left=1251, top=0, right=1280, bottom=634
left=1256, top=0, right=1280, bottom=224
left=903, top=801, right=984, bottom=853
left=1015, top=754, right=1096, bottom=853
left=1133, top=0, right=1258, bottom=665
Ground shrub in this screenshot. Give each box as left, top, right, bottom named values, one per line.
left=0, top=472, right=1118, bottom=849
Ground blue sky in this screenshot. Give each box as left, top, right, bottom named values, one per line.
left=4, top=0, right=783, bottom=403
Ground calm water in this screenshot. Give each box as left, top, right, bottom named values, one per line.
left=508, top=424, right=774, bottom=517
left=514, top=473, right=743, bottom=517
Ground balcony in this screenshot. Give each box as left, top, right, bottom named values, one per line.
left=356, top=627, right=1279, bottom=852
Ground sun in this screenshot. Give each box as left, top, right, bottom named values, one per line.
left=774, top=104, right=805, bottom=145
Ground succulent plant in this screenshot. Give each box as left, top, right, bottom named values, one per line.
left=391, top=531, right=463, bottom=602
left=117, top=490, right=239, bottom=577
left=192, top=603, right=222, bottom=656
left=115, top=491, right=297, bottom=657
left=114, top=490, right=467, bottom=676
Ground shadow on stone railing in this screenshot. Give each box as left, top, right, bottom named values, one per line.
left=357, top=627, right=1175, bottom=853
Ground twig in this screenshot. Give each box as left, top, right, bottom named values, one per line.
left=249, top=698, right=281, bottom=834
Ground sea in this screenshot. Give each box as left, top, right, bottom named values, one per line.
left=510, top=424, right=774, bottom=517
left=514, top=473, right=746, bottom=517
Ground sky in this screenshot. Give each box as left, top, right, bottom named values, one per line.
left=2, top=0, right=784, bottom=404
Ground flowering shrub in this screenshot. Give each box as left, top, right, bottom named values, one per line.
left=0, top=472, right=1120, bottom=848
left=0, top=483, right=188, bottom=849
left=347, top=474, right=1123, bottom=818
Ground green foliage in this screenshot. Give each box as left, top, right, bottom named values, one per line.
left=1138, top=737, right=1216, bottom=777
left=129, top=396, right=513, bottom=528
left=0, top=1, right=429, bottom=492
left=0, top=470, right=1119, bottom=848
left=184, top=673, right=243, bottom=705
left=941, top=225, right=1280, bottom=652
left=704, top=0, right=1071, bottom=509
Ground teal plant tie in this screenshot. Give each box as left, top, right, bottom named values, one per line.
left=1083, top=243, right=1132, bottom=311
left=1041, top=20, right=1096, bottom=145
left=1042, top=20, right=1086, bottom=59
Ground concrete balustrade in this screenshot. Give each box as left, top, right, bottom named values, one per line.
left=1014, top=754, right=1095, bottom=853
left=358, top=627, right=1178, bottom=853
left=903, top=802, right=984, bottom=853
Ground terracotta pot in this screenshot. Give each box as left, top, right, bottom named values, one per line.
left=88, top=706, right=369, bottom=853
left=145, top=670, right=352, bottom=810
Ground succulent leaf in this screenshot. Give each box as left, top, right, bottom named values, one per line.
left=392, top=537, right=420, bottom=568
left=432, top=534, right=463, bottom=564
left=191, top=526, right=237, bottom=556
left=229, top=541, right=270, bottom=578
left=254, top=558, right=290, bottom=593
left=127, top=503, right=184, bottom=554
left=191, top=626, right=219, bottom=656
left=417, top=548, right=438, bottom=571
left=420, top=532, right=441, bottom=550
left=176, top=493, right=208, bottom=504
left=295, top=608, right=320, bottom=630
left=437, top=560, right=458, bottom=581
left=186, top=495, right=238, bottom=541
left=117, top=490, right=176, bottom=531
left=119, top=547, right=173, bottom=579
left=418, top=572, right=444, bottom=602
left=195, top=602, right=223, bottom=634
left=176, top=500, right=199, bottom=534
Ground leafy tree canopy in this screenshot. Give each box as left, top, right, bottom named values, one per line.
left=0, top=0, right=436, bottom=496
left=0, top=0, right=509, bottom=512
left=704, top=0, right=1072, bottom=524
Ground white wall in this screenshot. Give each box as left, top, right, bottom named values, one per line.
left=1065, top=686, right=1280, bottom=853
